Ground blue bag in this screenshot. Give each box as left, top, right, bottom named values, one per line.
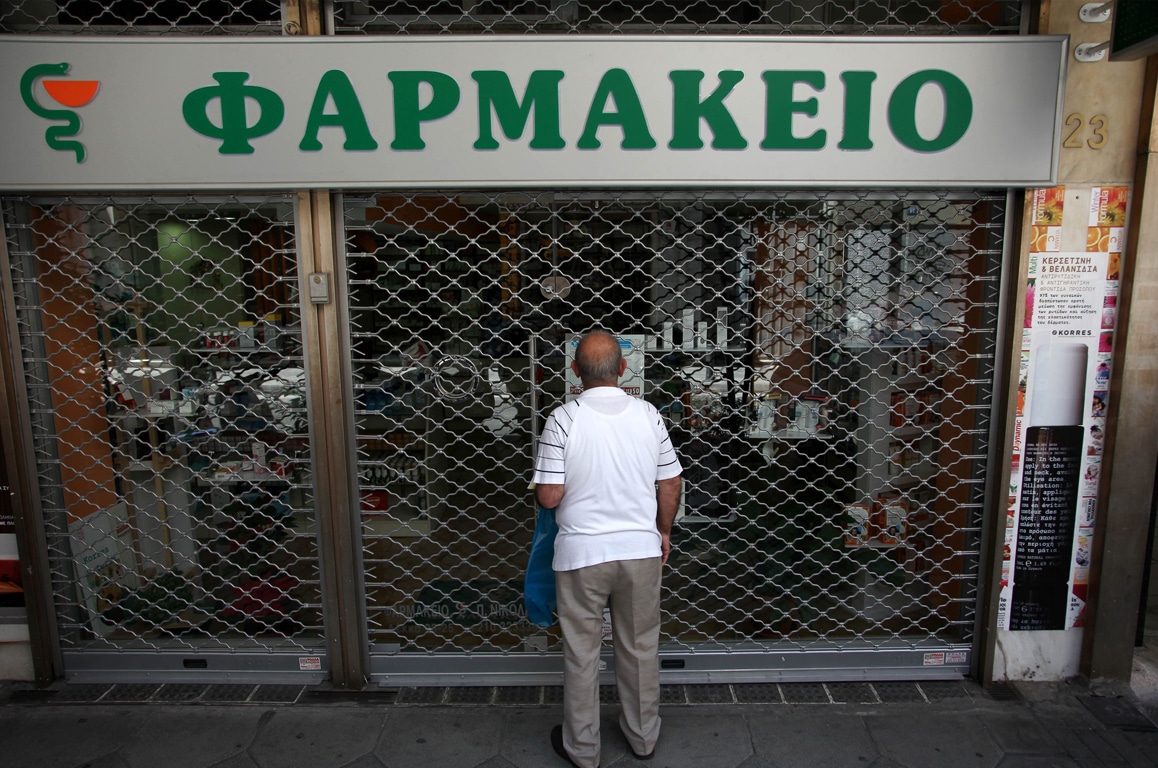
left=523, top=505, right=558, bottom=627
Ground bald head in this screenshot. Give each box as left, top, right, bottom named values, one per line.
left=573, top=330, right=625, bottom=387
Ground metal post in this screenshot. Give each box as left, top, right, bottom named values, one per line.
left=284, top=0, right=367, bottom=690
left=1081, top=56, right=1158, bottom=681
left=297, top=190, right=368, bottom=689
left=975, top=189, right=1027, bottom=686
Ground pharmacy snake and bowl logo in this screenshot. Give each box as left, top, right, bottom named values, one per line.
left=20, top=63, right=100, bottom=163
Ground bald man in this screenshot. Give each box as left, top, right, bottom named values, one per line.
left=533, top=330, right=683, bottom=768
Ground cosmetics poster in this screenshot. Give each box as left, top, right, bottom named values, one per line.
left=0, top=491, right=20, bottom=610
left=998, top=186, right=1126, bottom=630
left=1069, top=186, right=1126, bottom=623
left=0, top=534, right=22, bottom=610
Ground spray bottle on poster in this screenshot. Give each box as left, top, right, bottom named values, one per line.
left=1009, top=343, right=1087, bottom=630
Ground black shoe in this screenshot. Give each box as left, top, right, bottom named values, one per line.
left=551, top=724, right=582, bottom=767
left=620, top=728, right=655, bottom=761
left=628, top=744, right=655, bottom=761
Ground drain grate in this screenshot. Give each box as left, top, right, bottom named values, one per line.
left=919, top=681, right=971, bottom=701
left=686, top=684, right=735, bottom=704
left=397, top=686, right=447, bottom=705
left=302, top=688, right=399, bottom=704
left=201, top=685, right=256, bottom=703
left=782, top=683, right=830, bottom=704
left=734, top=684, right=782, bottom=704
left=446, top=686, right=494, bottom=705
left=7, top=688, right=60, bottom=704
left=155, top=684, right=207, bottom=702
left=873, top=682, right=925, bottom=703
left=53, top=684, right=112, bottom=702
left=827, top=683, right=876, bottom=704
left=251, top=685, right=304, bottom=704
left=21, top=680, right=996, bottom=709
left=494, top=686, right=542, bottom=705
left=105, top=684, right=159, bottom=702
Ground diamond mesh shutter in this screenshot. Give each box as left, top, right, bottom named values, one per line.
left=346, top=190, right=1006, bottom=671
left=3, top=196, right=325, bottom=660
left=331, top=1, right=1022, bottom=35
left=0, top=0, right=1020, bottom=41
left=1, top=0, right=1025, bottom=681
left=0, top=0, right=283, bottom=34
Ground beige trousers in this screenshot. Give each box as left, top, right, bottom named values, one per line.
left=555, top=557, right=662, bottom=768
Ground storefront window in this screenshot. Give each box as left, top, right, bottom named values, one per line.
left=345, top=189, right=1005, bottom=660
left=0, top=0, right=1035, bottom=683
left=3, top=195, right=323, bottom=653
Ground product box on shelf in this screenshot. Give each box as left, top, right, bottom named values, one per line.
left=237, top=321, right=257, bottom=349
left=843, top=502, right=872, bottom=547
left=890, top=391, right=921, bottom=428
left=361, top=490, right=390, bottom=513
left=204, top=326, right=239, bottom=349
left=876, top=496, right=910, bottom=546
left=112, top=347, right=180, bottom=411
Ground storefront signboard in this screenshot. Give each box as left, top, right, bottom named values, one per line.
left=0, top=36, right=1066, bottom=191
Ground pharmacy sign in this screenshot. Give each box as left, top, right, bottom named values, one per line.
left=19, top=62, right=101, bottom=163
left=0, top=36, right=1067, bottom=191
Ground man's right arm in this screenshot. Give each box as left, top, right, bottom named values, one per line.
left=536, top=483, right=564, bottom=510
left=656, top=475, right=681, bottom=566
left=532, top=409, right=567, bottom=509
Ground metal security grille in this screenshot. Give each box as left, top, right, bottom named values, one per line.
left=0, top=0, right=1025, bottom=37
left=344, top=190, right=1006, bottom=674
left=333, top=0, right=1023, bottom=35
left=3, top=195, right=325, bottom=661
left=0, top=0, right=1024, bottom=685
left=0, top=0, right=283, bottom=35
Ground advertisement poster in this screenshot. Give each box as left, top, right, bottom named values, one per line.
left=998, top=186, right=1126, bottom=630
left=0, top=488, right=22, bottom=610
left=0, top=534, right=22, bottom=610
left=68, top=502, right=138, bottom=635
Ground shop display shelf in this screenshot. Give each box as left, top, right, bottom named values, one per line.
left=192, top=470, right=293, bottom=486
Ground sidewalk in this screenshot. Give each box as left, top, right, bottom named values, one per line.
left=1, top=677, right=1156, bottom=768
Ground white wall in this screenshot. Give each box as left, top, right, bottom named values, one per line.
left=0, top=623, right=33, bottom=681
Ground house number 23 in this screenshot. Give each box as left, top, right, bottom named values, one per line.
left=1063, top=113, right=1108, bottom=150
